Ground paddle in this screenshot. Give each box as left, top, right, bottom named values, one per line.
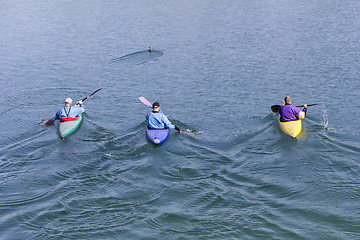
left=271, top=104, right=319, bottom=113
left=139, top=96, right=192, bottom=135
left=78, top=88, right=102, bottom=105
left=40, top=88, right=102, bottom=126
left=139, top=96, right=152, bottom=108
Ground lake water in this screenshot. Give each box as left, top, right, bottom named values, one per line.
left=1, top=0, right=359, bottom=239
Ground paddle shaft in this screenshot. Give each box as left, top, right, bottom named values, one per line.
left=296, top=104, right=318, bottom=108
left=271, top=104, right=319, bottom=113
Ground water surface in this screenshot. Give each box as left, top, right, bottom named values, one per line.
left=1, top=0, right=359, bottom=239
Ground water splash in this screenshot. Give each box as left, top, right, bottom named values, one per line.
left=182, top=129, right=202, bottom=135
left=320, top=106, right=333, bottom=131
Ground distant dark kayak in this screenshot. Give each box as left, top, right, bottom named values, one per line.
left=109, top=49, right=163, bottom=65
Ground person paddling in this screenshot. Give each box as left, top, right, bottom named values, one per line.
left=278, top=96, right=307, bottom=122
left=55, top=98, right=85, bottom=122
left=146, top=102, right=180, bottom=132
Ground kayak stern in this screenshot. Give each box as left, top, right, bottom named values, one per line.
left=278, top=116, right=302, bottom=138
left=59, top=114, right=83, bottom=139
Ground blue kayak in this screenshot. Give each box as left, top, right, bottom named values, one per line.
left=146, top=109, right=170, bottom=144
left=146, top=127, right=170, bottom=144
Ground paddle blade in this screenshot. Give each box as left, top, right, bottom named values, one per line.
left=271, top=105, right=281, bottom=112
left=88, top=88, right=102, bottom=98
left=139, top=97, right=152, bottom=107
left=81, top=88, right=102, bottom=102
left=180, top=130, right=194, bottom=136
left=40, top=119, right=56, bottom=126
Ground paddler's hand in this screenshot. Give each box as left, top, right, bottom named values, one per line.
left=77, top=100, right=83, bottom=105
left=303, top=104, right=307, bottom=108
left=175, top=126, right=180, bottom=132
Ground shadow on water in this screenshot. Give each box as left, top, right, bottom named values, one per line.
left=109, top=49, right=164, bottom=65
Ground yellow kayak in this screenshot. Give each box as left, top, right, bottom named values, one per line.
left=278, top=116, right=302, bottom=138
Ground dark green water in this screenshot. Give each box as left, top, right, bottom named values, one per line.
left=1, top=0, right=359, bottom=239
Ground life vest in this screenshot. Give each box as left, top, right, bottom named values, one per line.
left=60, top=116, right=79, bottom=122
left=60, top=106, right=79, bottom=122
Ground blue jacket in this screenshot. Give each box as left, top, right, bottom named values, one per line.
left=55, top=105, right=85, bottom=120
left=146, top=111, right=175, bottom=129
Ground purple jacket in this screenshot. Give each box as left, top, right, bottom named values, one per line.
left=279, top=105, right=306, bottom=122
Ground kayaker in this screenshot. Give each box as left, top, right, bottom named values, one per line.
left=146, top=102, right=180, bottom=132
left=279, top=96, right=307, bottom=122
left=55, top=98, right=85, bottom=122
left=148, top=46, right=152, bottom=52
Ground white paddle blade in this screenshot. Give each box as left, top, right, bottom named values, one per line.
left=139, top=97, right=152, bottom=107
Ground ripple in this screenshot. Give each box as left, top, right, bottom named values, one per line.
left=0, top=190, right=50, bottom=208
